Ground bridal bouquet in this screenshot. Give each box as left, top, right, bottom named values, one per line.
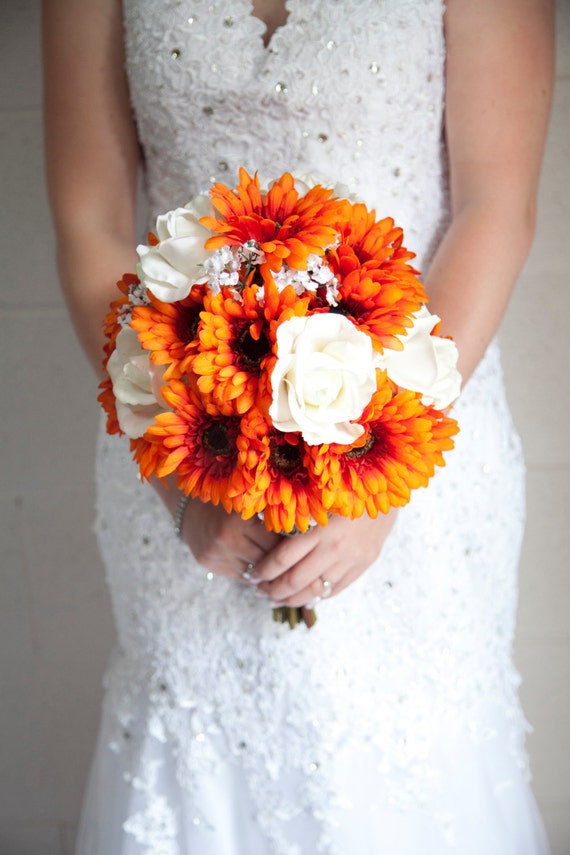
left=99, top=169, right=461, bottom=625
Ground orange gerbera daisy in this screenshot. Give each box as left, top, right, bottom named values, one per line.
left=336, top=204, right=418, bottom=272
left=101, top=272, right=139, bottom=365
left=130, top=284, right=207, bottom=380
left=200, top=169, right=347, bottom=275
left=329, top=244, right=426, bottom=350
left=192, top=280, right=310, bottom=417
left=143, top=380, right=245, bottom=513
left=131, top=433, right=166, bottom=484
left=99, top=272, right=143, bottom=434
left=308, top=385, right=459, bottom=519
left=97, top=376, right=121, bottom=436
left=237, top=408, right=329, bottom=533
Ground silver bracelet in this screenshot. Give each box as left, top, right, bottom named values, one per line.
left=173, top=494, right=191, bottom=540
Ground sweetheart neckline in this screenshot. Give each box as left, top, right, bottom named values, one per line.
left=247, top=0, right=295, bottom=53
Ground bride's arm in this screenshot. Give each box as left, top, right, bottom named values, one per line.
left=427, top=0, right=554, bottom=380
left=43, top=0, right=280, bottom=575
left=255, top=0, right=555, bottom=607
left=43, top=0, right=140, bottom=378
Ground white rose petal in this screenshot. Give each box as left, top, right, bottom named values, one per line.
left=377, top=306, right=462, bottom=410
left=269, top=313, right=381, bottom=445
left=291, top=175, right=315, bottom=197
left=107, top=326, right=167, bottom=438
left=290, top=172, right=361, bottom=203
left=155, top=195, right=212, bottom=240
left=137, top=197, right=215, bottom=302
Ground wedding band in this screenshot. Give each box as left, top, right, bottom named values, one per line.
left=242, top=562, right=256, bottom=582
left=321, top=576, right=333, bottom=597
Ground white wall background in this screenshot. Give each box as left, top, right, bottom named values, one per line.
left=0, top=2, right=568, bottom=853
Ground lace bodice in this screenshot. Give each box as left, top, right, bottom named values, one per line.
left=87, top=3, right=531, bottom=853
left=122, top=0, right=449, bottom=269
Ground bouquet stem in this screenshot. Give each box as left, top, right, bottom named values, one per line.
left=273, top=605, right=317, bottom=629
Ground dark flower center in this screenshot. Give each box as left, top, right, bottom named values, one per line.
left=203, top=420, right=238, bottom=457
left=237, top=326, right=271, bottom=371
left=327, top=302, right=351, bottom=317
left=271, top=441, right=303, bottom=473
left=175, top=305, right=201, bottom=344
left=345, top=434, right=376, bottom=459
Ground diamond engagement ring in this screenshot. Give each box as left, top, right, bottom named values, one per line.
left=320, top=577, right=334, bottom=597
left=242, top=562, right=256, bottom=582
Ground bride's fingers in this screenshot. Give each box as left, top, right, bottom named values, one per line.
left=185, top=528, right=266, bottom=579
left=270, top=565, right=345, bottom=606
left=243, top=524, right=282, bottom=554
left=319, top=564, right=367, bottom=599
left=270, top=575, right=338, bottom=607
left=271, top=561, right=369, bottom=606
left=256, top=514, right=395, bottom=600
left=253, top=528, right=321, bottom=584
left=259, top=553, right=344, bottom=604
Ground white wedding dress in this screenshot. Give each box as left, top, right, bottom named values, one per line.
left=76, top=1, right=551, bottom=853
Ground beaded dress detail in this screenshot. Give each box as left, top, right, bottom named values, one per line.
left=76, top=2, right=550, bottom=853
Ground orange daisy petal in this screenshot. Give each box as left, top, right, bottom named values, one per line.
left=130, top=284, right=206, bottom=379
left=237, top=409, right=326, bottom=534
left=307, top=387, right=459, bottom=518
left=142, top=380, right=245, bottom=512
left=201, top=170, right=348, bottom=273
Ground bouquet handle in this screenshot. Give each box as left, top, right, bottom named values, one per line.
left=273, top=605, right=317, bottom=629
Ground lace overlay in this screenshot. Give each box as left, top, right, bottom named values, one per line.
left=79, top=2, right=544, bottom=853
left=122, top=0, right=449, bottom=268
left=94, top=342, right=529, bottom=852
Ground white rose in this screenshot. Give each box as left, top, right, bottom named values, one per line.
left=269, top=313, right=381, bottom=445
left=377, top=306, right=462, bottom=409
left=136, top=195, right=215, bottom=303
left=107, top=326, right=167, bottom=438
left=290, top=172, right=362, bottom=204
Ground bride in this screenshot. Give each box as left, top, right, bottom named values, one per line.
left=43, top=1, right=554, bottom=852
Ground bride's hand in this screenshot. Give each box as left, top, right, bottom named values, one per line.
left=179, top=498, right=282, bottom=580
left=254, top=512, right=397, bottom=606
left=152, top=477, right=281, bottom=580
